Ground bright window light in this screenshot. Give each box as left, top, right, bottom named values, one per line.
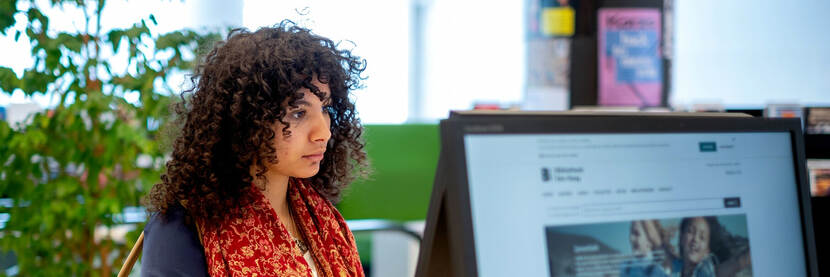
left=421, top=1, right=525, bottom=120
left=243, top=0, right=410, bottom=124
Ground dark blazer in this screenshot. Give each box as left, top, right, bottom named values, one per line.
left=140, top=205, right=208, bottom=276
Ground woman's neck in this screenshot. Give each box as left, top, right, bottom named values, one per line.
left=260, top=171, right=304, bottom=240
left=682, top=260, right=695, bottom=277
left=263, top=172, right=291, bottom=217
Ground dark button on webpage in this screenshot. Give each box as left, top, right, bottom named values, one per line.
left=724, top=197, right=741, bottom=208
left=699, top=141, right=717, bottom=152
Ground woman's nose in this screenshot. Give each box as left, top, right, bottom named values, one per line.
left=310, top=111, right=332, bottom=143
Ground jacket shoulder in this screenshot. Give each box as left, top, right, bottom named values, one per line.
left=140, top=206, right=208, bottom=276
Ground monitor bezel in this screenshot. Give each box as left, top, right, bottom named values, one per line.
left=439, top=114, right=818, bottom=276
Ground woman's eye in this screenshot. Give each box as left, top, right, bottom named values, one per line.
left=291, top=110, right=306, bottom=119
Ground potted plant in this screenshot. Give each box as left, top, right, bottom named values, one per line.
left=0, top=0, right=217, bottom=275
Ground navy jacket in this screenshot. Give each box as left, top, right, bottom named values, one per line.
left=141, top=205, right=208, bottom=276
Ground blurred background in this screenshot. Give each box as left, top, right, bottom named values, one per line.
left=0, top=0, right=828, bottom=276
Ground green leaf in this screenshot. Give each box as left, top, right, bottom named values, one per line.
left=26, top=7, right=48, bottom=32
left=97, top=0, right=106, bottom=14
left=124, top=22, right=150, bottom=40
left=45, top=48, right=60, bottom=70
left=56, top=32, right=82, bottom=53
left=107, top=29, right=124, bottom=53
left=155, top=31, right=185, bottom=50
left=0, top=0, right=19, bottom=35
left=24, top=27, right=35, bottom=43
left=0, top=66, right=20, bottom=92
left=20, top=69, right=54, bottom=95
left=149, top=14, right=157, bottom=25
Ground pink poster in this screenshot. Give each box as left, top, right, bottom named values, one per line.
left=598, top=8, right=662, bottom=107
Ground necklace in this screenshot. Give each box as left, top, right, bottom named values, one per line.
left=287, top=206, right=309, bottom=254
left=294, top=236, right=309, bottom=253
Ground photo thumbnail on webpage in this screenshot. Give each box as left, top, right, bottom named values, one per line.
left=545, top=214, right=753, bottom=277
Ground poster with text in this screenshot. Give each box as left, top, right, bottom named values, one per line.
left=598, top=8, right=662, bottom=107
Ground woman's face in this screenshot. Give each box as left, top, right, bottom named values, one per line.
left=681, top=217, right=711, bottom=264
left=630, top=221, right=653, bottom=257
left=269, top=78, right=332, bottom=179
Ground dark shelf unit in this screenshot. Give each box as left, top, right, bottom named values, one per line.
left=806, top=133, right=829, bottom=273
left=726, top=108, right=827, bottom=272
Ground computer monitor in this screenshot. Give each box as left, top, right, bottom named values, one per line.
left=416, top=111, right=819, bottom=277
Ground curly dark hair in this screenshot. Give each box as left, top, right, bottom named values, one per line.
left=679, top=216, right=749, bottom=264
left=143, top=21, right=368, bottom=222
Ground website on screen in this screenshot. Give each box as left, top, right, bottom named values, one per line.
left=464, top=132, right=806, bottom=277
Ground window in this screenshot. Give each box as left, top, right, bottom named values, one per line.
left=244, top=0, right=410, bottom=124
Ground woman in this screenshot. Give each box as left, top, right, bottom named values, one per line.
left=141, top=21, right=368, bottom=276
left=678, top=217, right=752, bottom=277
left=679, top=217, right=717, bottom=277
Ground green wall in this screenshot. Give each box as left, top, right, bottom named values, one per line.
left=337, top=124, right=439, bottom=221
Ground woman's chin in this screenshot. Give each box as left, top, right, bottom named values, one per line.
left=687, top=253, right=705, bottom=264
left=295, top=168, right=320, bottom=179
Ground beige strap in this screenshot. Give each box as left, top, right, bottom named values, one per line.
left=195, top=219, right=204, bottom=246
left=180, top=199, right=205, bottom=246
left=117, top=231, right=145, bottom=277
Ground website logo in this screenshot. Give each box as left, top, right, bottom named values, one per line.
left=699, top=142, right=717, bottom=152
left=541, top=167, right=551, bottom=182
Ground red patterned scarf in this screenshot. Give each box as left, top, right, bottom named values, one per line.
left=197, top=178, right=364, bottom=276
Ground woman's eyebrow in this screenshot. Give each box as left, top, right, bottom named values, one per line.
left=291, top=100, right=311, bottom=107
left=291, top=98, right=329, bottom=107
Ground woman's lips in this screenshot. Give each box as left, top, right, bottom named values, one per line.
left=303, top=153, right=324, bottom=162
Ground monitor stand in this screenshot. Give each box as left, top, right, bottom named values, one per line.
left=414, top=152, right=467, bottom=277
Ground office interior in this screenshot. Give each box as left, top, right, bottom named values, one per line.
left=0, top=0, right=827, bottom=276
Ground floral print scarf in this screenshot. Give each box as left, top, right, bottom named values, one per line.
left=197, top=178, right=364, bottom=277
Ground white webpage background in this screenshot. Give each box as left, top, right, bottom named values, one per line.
left=464, top=132, right=806, bottom=277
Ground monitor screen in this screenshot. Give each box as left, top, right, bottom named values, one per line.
left=463, top=131, right=807, bottom=277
